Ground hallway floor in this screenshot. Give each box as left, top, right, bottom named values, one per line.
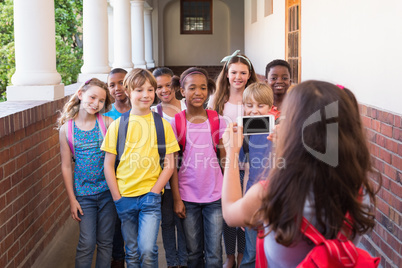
left=31, top=218, right=168, bottom=268
left=32, top=218, right=228, bottom=268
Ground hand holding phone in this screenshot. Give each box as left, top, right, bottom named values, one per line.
left=237, top=115, right=275, bottom=135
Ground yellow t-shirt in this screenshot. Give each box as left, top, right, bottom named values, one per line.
left=101, top=112, right=180, bottom=197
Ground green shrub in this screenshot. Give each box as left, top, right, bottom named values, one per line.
left=0, top=0, right=83, bottom=102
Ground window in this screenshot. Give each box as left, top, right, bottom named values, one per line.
left=181, top=0, right=213, bottom=34
left=286, top=0, right=301, bottom=83
left=251, top=0, right=257, bottom=23
left=265, top=0, right=273, bottom=17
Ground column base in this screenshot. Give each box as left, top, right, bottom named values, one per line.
left=78, top=73, right=109, bottom=83
left=133, top=64, right=147, bottom=69
left=146, top=62, right=155, bottom=69
left=6, top=84, right=65, bottom=101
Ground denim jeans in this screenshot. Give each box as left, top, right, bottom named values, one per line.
left=240, top=227, right=257, bottom=268
left=114, top=192, right=162, bottom=268
left=75, top=190, right=116, bottom=268
left=161, top=189, right=187, bottom=266
left=112, top=215, right=125, bottom=260
left=181, top=199, right=223, bottom=268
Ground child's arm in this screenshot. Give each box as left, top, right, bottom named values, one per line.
left=218, top=138, right=227, bottom=173
left=171, top=152, right=186, bottom=218
left=104, top=152, right=121, bottom=201
left=221, top=123, right=264, bottom=227
left=59, top=125, right=83, bottom=222
left=150, top=153, right=175, bottom=194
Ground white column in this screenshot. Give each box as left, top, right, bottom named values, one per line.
left=144, top=7, right=155, bottom=69
left=108, top=0, right=114, bottom=67
left=131, top=0, right=147, bottom=69
left=79, top=0, right=110, bottom=82
left=7, top=0, right=64, bottom=101
left=113, top=0, right=133, bottom=70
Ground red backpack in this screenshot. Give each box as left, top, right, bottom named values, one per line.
left=256, top=215, right=380, bottom=268
left=297, top=215, right=380, bottom=268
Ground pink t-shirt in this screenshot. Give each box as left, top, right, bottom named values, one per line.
left=171, top=115, right=227, bottom=203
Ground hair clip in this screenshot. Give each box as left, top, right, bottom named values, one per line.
left=85, top=79, right=92, bottom=85
left=336, top=84, right=345, bottom=90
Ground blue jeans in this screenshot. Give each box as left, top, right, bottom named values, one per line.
left=75, top=190, right=116, bottom=268
left=114, top=192, right=162, bottom=268
left=161, top=189, right=187, bottom=266
left=240, top=227, right=257, bottom=268
left=181, top=199, right=223, bottom=268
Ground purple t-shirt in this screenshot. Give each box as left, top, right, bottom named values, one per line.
left=171, top=115, right=227, bottom=203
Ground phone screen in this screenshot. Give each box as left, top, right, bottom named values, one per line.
left=242, top=116, right=272, bottom=135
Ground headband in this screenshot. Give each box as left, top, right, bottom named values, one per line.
left=180, top=71, right=207, bottom=88
left=221, top=50, right=252, bottom=69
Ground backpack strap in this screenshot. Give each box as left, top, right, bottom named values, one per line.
left=96, top=113, right=107, bottom=137
left=67, top=119, right=75, bottom=161
left=256, top=229, right=268, bottom=268
left=152, top=111, right=166, bottom=169
left=175, top=110, right=187, bottom=151
left=115, top=110, right=131, bottom=171
left=206, top=109, right=219, bottom=153
left=301, top=217, right=359, bottom=267
left=156, top=103, right=163, bottom=117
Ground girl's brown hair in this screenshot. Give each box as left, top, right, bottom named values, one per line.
left=256, top=80, right=379, bottom=245
left=212, top=53, right=258, bottom=115
left=56, top=78, right=112, bottom=129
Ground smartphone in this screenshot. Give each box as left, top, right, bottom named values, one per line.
left=237, top=115, right=275, bottom=135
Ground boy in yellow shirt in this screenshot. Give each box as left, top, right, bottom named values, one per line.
left=102, top=68, right=180, bottom=267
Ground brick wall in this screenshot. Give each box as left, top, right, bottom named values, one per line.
left=359, top=104, right=402, bottom=268
left=0, top=96, right=71, bottom=268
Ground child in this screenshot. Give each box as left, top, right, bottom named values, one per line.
left=208, top=50, right=258, bottom=268
left=265, top=59, right=291, bottom=114
left=238, top=82, right=274, bottom=268
left=104, top=68, right=131, bottom=268
left=151, top=67, right=188, bottom=268
left=222, top=80, right=379, bottom=267
left=104, top=68, right=131, bottom=120
left=170, top=67, right=227, bottom=268
left=101, top=68, right=180, bottom=267
left=57, top=78, right=115, bottom=268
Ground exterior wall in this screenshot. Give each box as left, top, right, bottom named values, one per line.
left=245, top=0, right=402, bottom=115
left=0, top=86, right=78, bottom=267
left=245, top=1, right=402, bottom=267
left=155, top=0, right=244, bottom=66
left=244, top=0, right=286, bottom=75
left=163, top=0, right=229, bottom=65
